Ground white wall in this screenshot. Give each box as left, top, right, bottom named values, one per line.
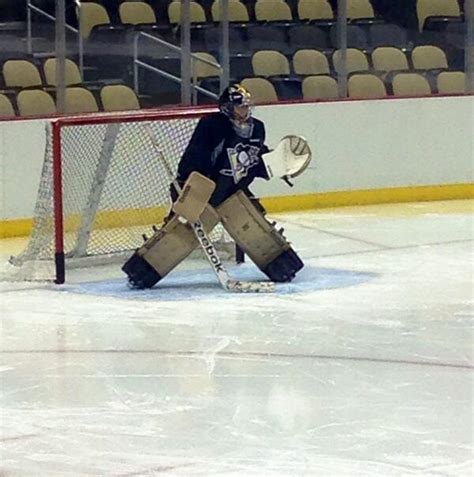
left=0, top=119, right=48, bottom=219
left=253, top=96, right=473, bottom=198
left=0, top=96, right=473, bottom=222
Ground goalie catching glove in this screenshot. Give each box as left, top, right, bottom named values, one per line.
left=261, top=135, right=312, bottom=186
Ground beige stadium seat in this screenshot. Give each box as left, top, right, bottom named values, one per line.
left=252, top=50, right=290, bottom=77
left=100, top=84, right=140, bottom=111
left=348, top=73, right=386, bottom=98
left=298, top=0, right=334, bottom=21
left=240, top=77, right=278, bottom=102
left=392, top=72, right=431, bottom=96
left=371, top=47, right=409, bottom=73
left=347, top=0, right=375, bottom=20
left=168, top=1, right=206, bottom=24
left=17, top=89, right=56, bottom=116
left=411, top=45, right=448, bottom=70
left=119, top=1, right=157, bottom=25
left=255, top=0, right=292, bottom=22
left=437, top=71, right=466, bottom=94
left=43, top=58, right=82, bottom=86
left=192, top=52, right=221, bottom=79
left=416, top=0, right=461, bottom=31
left=3, top=59, right=42, bottom=88
left=293, top=49, right=330, bottom=76
left=211, top=0, right=249, bottom=22
left=302, top=75, right=339, bottom=100
left=64, top=87, right=99, bottom=114
left=0, top=93, right=15, bottom=117
left=78, top=2, right=111, bottom=39
left=332, top=48, right=369, bottom=74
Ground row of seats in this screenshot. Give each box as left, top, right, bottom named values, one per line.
left=0, top=58, right=86, bottom=89
left=237, top=71, right=467, bottom=103
left=230, top=45, right=452, bottom=78
left=75, top=0, right=463, bottom=32
left=0, top=84, right=141, bottom=117
left=0, top=43, right=450, bottom=90
left=80, top=0, right=377, bottom=38
left=0, top=0, right=464, bottom=32
left=0, top=69, right=466, bottom=117
left=178, top=23, right=414, bottom=53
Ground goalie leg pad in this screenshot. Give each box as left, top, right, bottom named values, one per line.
left=172, top=171, right=216, bottom=223
left=217, top=190, right=304, bottom=282
left=122, top=206, right=220, bottom=289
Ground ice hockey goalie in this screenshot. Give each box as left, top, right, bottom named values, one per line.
left=122, top=83, right=311, bottom=289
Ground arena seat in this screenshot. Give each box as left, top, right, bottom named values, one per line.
left=241, top=77, right=279, bottom=102
left=168, top=1, right=207, bottom=24
left=0, top=93, right=15, bottom=117
left=252, top=50, right=290, bottom=77
left=297, top=0, right=334, bottom=22
left=391, top=72, right=432, bottom=96
left=79, top=2, right=111, bottom=39
left=43, top=58, right=82, bottom=86
left=329, top=24, right=369, bottom=49
left=247, top=25, right=289, bottom=53
left=192, top=52, right=221, bottom=79
left=416, top=0, right=461, bottom=31
left=64, top=87, right=99, bottom=114
left=332, top=48, right=369, bottom=74
left=368, top=23, right=409, bottom=49
left=287, top=25, right=329, bottom=51
left=254, top=0, right=293, bottom=22
left=293, top=49, right=330, bottom=76
left=411, top=45, right=449, bottom=71
left=371, top=47, right=409, bottom=74
left=17, top=89, right=56, bottom=116
left=436, top=71, right=466, bottom=94
left=302, top=75, right=339, bottom=99
left=119, top=1, right=157, bottom=25
left=347, top=0, right=375, bottom=21
left=211, top=0, right=250, bottom=22
left=2, top=59, right=43, bottom=88
left=348, top=73, right=386, bottom=98
left=100, top=84, right=141, bottom=111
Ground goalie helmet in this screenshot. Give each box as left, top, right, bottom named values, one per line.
left=219, top=84, right=253, bottom=122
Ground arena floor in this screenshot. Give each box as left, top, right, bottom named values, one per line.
left=0, top=200, right=472, bottom=476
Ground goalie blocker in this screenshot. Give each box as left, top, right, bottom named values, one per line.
left=122, top=190, right=303, bottom=289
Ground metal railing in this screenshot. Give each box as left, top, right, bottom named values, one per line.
left=26, top=0, right=83, bottom=74
left=133, top=31, right=222, bottom=105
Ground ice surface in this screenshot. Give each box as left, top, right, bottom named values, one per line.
left=0, top=200, right=472, bottom=476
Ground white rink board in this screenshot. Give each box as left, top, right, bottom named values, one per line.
left=0, top=96, right=473, bottom=221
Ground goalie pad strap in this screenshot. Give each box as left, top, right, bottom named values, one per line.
left=216, top=190, right=290, bottom=269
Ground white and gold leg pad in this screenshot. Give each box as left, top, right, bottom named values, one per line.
left=122, top=206, right=220, bottom=289
left=217, top=191, right=304, bottom=282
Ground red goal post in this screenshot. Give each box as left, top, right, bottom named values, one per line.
left=10, top=106, right=234, bottom=284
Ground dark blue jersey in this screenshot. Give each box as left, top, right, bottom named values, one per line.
left=176, top=112, right=269, bottom=206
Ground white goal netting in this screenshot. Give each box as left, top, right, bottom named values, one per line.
left=8, top=110, right=232, bottom=282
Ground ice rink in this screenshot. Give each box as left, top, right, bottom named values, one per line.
left=0, top=200, right=473, bottom=477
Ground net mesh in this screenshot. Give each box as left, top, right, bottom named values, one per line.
left=9, top=112, right=232, bottom=281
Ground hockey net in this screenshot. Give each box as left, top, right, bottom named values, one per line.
left=8, top=107, right=234, bottom=283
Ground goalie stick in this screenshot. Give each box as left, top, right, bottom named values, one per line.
left=143, top=124, right=275, bottom=294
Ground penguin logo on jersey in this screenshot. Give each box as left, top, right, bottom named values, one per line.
left=220, top=143, right=261, bottom=184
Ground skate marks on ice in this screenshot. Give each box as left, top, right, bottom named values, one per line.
left=71, top=263, right=377, bottom=301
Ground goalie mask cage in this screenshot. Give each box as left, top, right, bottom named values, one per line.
left=9, top=107, right=232, bottom=284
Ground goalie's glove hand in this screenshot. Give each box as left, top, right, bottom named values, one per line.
left=261, top=135, right=312, bottom=184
